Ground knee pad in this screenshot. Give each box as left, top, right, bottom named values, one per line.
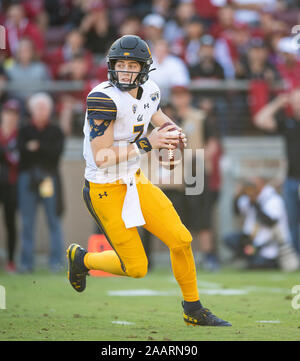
left=125, top=261, right=148, bottom=279
left=170, top=225, right=193, bottom=251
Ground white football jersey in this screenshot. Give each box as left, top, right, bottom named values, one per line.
left=83, top=79, right=161, bottom=183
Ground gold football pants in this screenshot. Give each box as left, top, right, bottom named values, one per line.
left=82, top=169, right=199, bottom=302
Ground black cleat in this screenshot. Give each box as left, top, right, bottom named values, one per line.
left=182, top=302, right=232, bottom=327
left=67, top=243, right=89, bottom=293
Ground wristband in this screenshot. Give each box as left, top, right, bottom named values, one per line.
left=135, top=137, right=152, bottom=152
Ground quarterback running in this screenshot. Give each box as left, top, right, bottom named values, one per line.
left=66, top=35, right=231, bottom=327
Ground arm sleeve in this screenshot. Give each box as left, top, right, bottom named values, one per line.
left=86, top=91, right=117, bottom=121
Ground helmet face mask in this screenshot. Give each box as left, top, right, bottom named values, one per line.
left=107, top=35, right=153, bottom=91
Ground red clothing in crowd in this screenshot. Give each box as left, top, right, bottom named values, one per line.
left=248, top=80, right=270, bottom=119
left=193, top=0, right=222, bottom=21
left=22, top=0, right=44, bottom=21
left=4, top=18, right=45, bottom=57
left=276, top=60, right=300, bottom=91
left=44, top=46, right=94, bottom=79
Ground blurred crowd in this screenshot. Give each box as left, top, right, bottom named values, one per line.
left=0, top=0, right=300, bottom=273
left=1, top=0, right=300, bottom=134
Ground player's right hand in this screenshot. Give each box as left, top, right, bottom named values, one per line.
left=148, top=125, right=179, bottom=150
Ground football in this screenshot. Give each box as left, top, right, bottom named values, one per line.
left=158, top=121, right=184, bottom=170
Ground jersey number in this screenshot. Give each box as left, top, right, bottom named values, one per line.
left=131, top=124, right=144, bottom=143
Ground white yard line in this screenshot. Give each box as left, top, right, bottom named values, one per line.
left=107, top=289, right=178, bottom=296
left=107, top=288, right=247, bottom=296
left=256, top=320, right=281, bottom=324
left=111, top=321, right=135, bottom=325
left=198, top=288, right=248, bottom=295
left=107, top=282, right=290, bottom=297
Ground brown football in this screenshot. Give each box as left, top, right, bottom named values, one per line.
left=157, top=121, right=184, bottom=170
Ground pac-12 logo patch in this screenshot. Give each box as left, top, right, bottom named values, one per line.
left=150, top=92, right=159, bottom=101
left=132, top=104, right=137, bottom=114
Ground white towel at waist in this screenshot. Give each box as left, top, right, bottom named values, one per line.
left=121, top=174, right=145, bottom=229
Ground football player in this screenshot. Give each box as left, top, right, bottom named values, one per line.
left=67, top=35, right=231, bottom=327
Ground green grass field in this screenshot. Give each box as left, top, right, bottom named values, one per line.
left=1, top=267, right=300, bottom=341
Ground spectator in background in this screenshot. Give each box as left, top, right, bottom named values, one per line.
left=235, top=37, right=280, bottom=121
left=149, top=39, right=190, bottom=101
left=0, top=99, right=20, bottom=273
left=4, top=3, right=45, bottom=58
left=18, top=93, right=65, bottom=273
left=108, top=0, right=138, bottom=27
left=4, top=37, right=51, bottom=101
left=119, top=15, right=142, bottom=37
left=189, top=35, right=225, bottom=80
left=45, top=29, right=93, bottom=80
left=188, top=34, right=229, bottom=135
left=254, top=11, right=288, bottom=41
left=224, top=177, right=298, bottom=271
left=209, top=3, right=238, bottom=39
left=164, top=0, right=195, bottom=46
left=235, top=37, right=279, bottom=82
left=231, top=0, right=281, bottom=26
left=79, top=6, right=117, bottom=57
left=151, top=0, right=173, bottom=19
left=275, top=37, right=300, bottom=91
left=142, top=13, right=165, bottom=49
left=21, top=0, right=45, bottom=23
left=231, top=23, right=252, bottom=58
left=172, top=16, right=205, bottom=66
left=210, top=5, right=244, bottom=79
left=66, top=0, right=106, bottom=29
left=170, top=85, right=221, bottom=271
left=193, top=0, right=223, bottom=27
left=43, top=0, right=73, bottom=27
left=58, top=54, right=92, bottom=135
left=254, top=88, right=300, bottom=256
left=268, top=31, right=287, bottom=65
left=21, top=0, right=48, bottom=33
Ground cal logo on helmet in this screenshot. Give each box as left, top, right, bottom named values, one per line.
left=106, top=35, right=154, bottom=91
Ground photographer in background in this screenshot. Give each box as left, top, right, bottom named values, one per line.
left=224, top=177, right=299, bottom=271
left=254, top=88, right=300, bottom=256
